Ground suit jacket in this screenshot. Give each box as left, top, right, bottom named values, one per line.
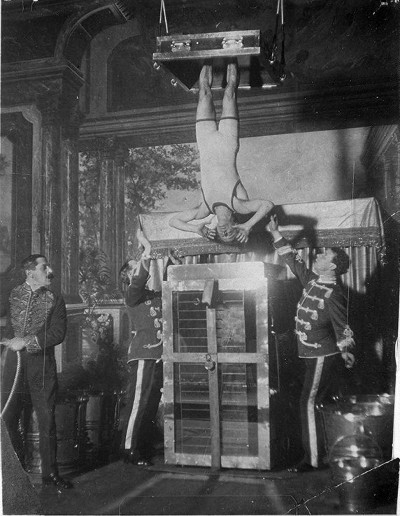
left=5, top=282, right=67, bottom=356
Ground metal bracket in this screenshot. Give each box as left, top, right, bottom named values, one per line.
left=222, top=37, right=243, bottom=50
left=171, top=40, right=191, bottom=52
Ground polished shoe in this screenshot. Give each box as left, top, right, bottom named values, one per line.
left=42, top=473, right=73, bottom=489
left=135, top=458, right=154, bottom=467
left=122, top=450, right=135, bottom=464
left=122, top=450, right=153, bottom=466
left=287, top=461, right=316, bottom=473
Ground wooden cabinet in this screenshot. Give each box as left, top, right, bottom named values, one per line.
left=162, top=262, right=276, bottom=470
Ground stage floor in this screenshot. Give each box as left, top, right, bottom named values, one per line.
left=26, top=452, right=398, bottom=515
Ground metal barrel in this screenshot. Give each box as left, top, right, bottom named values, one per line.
left=319, top=394, right=394, bottom=513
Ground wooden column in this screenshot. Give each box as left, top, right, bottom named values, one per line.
left=60, top=97, right=83, bottom=303
left=114, top=145, right=127, bottom=275
left=99, top=141, right=115, bottom=284
left=99, top=138, right=127, bottom=287
left=2, top=62, right=84, bottom=299
left=38, top=85, right=84, bottom=301
left=39, top=92, right=63, bottom=293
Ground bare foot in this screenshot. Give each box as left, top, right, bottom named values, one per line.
left=199, top=63, right=213, bottom=88
left=226, top=61, right=238, bottom=88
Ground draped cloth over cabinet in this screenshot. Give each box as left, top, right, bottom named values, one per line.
left=139, top=197, right=385, bottom=296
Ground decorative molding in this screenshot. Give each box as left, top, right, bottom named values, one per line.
left=2, top=59, right=84, bottom=92
left=148, top=226, right=385, bottom=259
left=1, top=60, right=84, bottom=121
left=2, top=2, right=132, bottom=68
left=2, top=0, right=128, bottom=22
left=79, top=78, right=399, bottom=148
left=363, top=125, right=399, bottom=170
left=90, top=136, right=130, bottom=163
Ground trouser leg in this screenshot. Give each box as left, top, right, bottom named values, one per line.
left=299, top=355, right=339, bottom=467
left=121, top=360, right=161, bottom=458
left=138, top=360, right=163, bottom=456
left=28, top=356, right=58, bottom=477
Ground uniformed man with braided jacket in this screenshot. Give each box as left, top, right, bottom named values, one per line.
left=267, top=215, right=355, bottom=473
left=1, top=254, right=72, bottom=489
left=118, top=231, right=164, bottom=466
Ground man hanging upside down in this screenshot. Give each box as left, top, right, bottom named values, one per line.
left=169, top=61, right=274, bottom=244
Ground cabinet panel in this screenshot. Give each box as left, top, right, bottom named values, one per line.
left=163, top=263, right=272, bottom=470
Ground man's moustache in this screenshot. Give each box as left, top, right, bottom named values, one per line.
left=47, top=274, right=54, bottom=279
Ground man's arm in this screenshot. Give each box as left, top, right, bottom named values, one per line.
left=3, top=289, right=67, bottom=352
left=169, top=204, right=216, bottom=240
left=136, top=228, right=152, bottom=259
left=2, top=337, right=28, bottom=352
left=326, top=293, right=356, bottom=368
left=233, top=199, right=274, bottom=243
left=125, top=260, right=150, bottom=307
left=125, top=232, right=152, bottom=307
left=266, top=214, right=315, bottom=287
left=266, top=213, right=282, bottom=242
left=33, top=295, right=67, bottom=350
left=1, top=294, right=30, bottom=351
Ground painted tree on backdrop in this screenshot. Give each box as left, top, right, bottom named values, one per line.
left=79, top=144, right=199, bottom=293
left=124, top=145, right=199, bottom=255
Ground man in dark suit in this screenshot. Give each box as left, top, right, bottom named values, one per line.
left=1, top=254, right=72, bottom=489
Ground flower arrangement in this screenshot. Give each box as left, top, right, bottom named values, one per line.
left=57, top=246, right=129, bottom=395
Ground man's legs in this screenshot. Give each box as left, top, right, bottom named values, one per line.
left=28, top=362, right=57, bottom=477
left=136, top=360, right=163, bottom=461
left=219, top=61, right=239, bottom=144
left=197, top=61, right=238, bottom=119
left=121, top=359, right=160, bottom=465
left=28, top=355, right=73, bottom=489
left=121, top=359, right=141, bottom=456
left=221, top=61, right=238, bottom=119
left=297, top=354, right=339, bottom=470
left=196, top=63, right=215, bottom=121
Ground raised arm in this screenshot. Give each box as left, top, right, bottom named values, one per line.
left=136, top=228, right=152, bottom=259
left=233, top=199, right=274, bottom=243
left=125, top=234, right=152, bottom=307
left=168, top=204, right=216, bottom=240
left=266, top=212, right=282, bottom=241
left=266, top=214, right=315, bottom=287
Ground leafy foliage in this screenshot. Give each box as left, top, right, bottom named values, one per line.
left=0, top=154, right=9, bottom=176
left=78, top=246, right=120, bottom=304
left=125, top=144, right=199, bottom=254
left=79, top=152, right=101, bottom=249
left=79, top=144, right=199, bottom=259
left=77, top=141, right=200, bottom=394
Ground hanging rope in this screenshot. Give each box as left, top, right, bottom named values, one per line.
left=269, top=0, right=281, bottom=64
left=1, top=347, right=22, bottom=417
left=268, top=0, right=286, bottom=82
left=346, top=162, right=356, bottom=328
left=280, top=0, right=285, bottom=68
left=159, top=0, right=169, bottom=36
left=341, top=161, right=357, bottom=365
